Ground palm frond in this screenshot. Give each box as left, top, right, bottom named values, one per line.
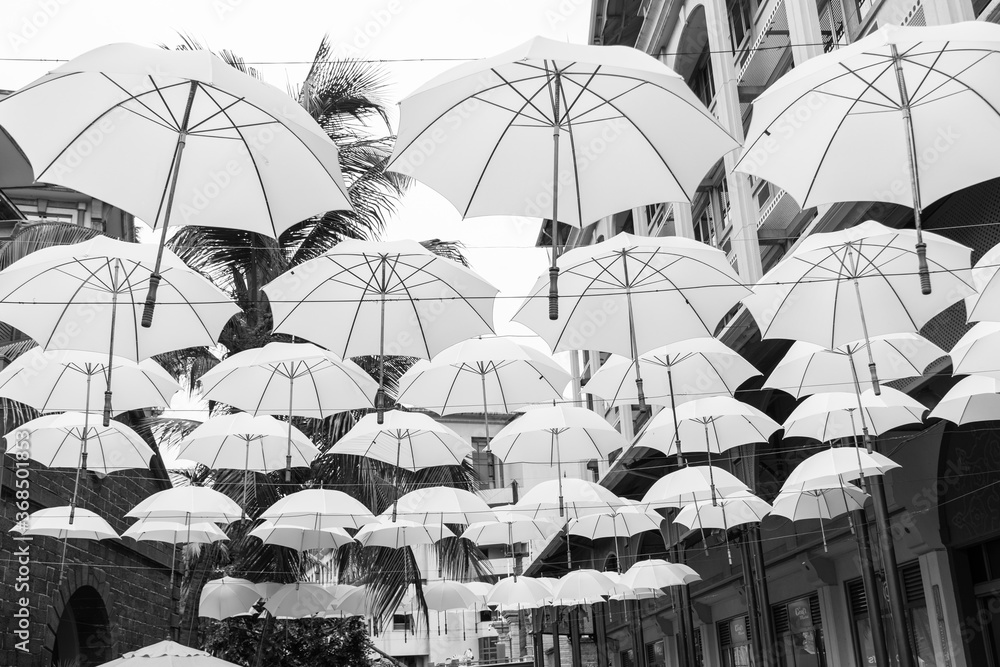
left=420, top=239, right=470, bottom=267
left=297, top=37, right=393, bottom=130
left=0, top=220, right=100, bottom=270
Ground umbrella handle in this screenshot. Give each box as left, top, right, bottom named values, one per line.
left=103, top=390, right=113, bottom=427
left=916, top=242, right=931, bottom=295
left=141, top=273, right=161, bottom=328
left=548, top=267, right=559, bottom=320
left=868, top=363, right=880, bottom=396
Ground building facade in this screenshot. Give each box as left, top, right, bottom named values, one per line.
left=527, top=1, right=1000, bottom=667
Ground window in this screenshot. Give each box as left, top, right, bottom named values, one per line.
left=645, top=640, right=665, bottom=667
left=727, top=0, right=757, bottom=52
left=694, top=206, right=715, bottom=247
left=479, top=609, right=493, bottom=623
left=479, top=636, right=499, bottom=663
left=587, top=459, right=600, bottom=483
left=393, top=614, right=412, bottom=631
left=772, top=594, right=826, bottom=666
left=689, top=44, right=715, bottom=107
left=693, top=626, right=706, bottom=666
left=472, top=437, right=504, bottom=489
left=718, top=615, right=752, bottom=667
left=619, top=649, right=635, bottom=667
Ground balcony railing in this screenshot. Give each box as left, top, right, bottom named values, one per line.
left=737, top=0, right=791, bottom=91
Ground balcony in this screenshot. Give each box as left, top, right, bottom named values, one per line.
left=479, top=486, right=515, bottom=507
left=754, top=183, right=800, bottom=233
left=737, top=0, right=792, bottom=105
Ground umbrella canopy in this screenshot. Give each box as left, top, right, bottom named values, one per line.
left=4, top=411, right=153, bottom=473
left=950, top=322, right=1000, bottom=379
left=512, top=234, right=750, bottom=367
left=198, top=577, right=261, bottom=621
left=640, top=396, right=781, bottom=458
left=582, top=337, right=759, bottom=408
left=744, top=221, right=973, bottom=352
left=329, top=410, right=472, bottom=471
left=966, top=242, right=1000, bottom=323
left=13, top=506, right=118, bottom=540
left=0, top=348, right=180, bottom=414
left=260, top=489, right=377, bottom=530
left=486, top=576, right=552, bottom=609
left=568, top=505, right=663, bottom=540
left=424, top=581, right=479, bottom=611
left=331, top=585, right=371, bottom=616
left=263, top=239, right=498, bottom=361
left=764, top=334, right=946, bottom=398
left=101, top=639, right=242, bottom=666
left=770, top=483, right=869, bottom=521
left=642, top=466, right=749, bottom=508
left=0, top=236, right=239, bottom=361
left=929, top=375, right=1000, bottom=425
left=122, top=519, right=228, bottom=544
left=264, top=583, right=336, bottom=619
left=395, top=337, right=571, bottom=415
left=198, top=342, right=378, bottom=418
left=173, top=413, right=319, bottom=472
left=783, top=448, right=901, bottom=490
left=549, top=569, right=615, bottom=603
left=462, top=511, right=560, bottom=546
left=673, top=491, right=772, bottom=531
left=515, top=478, right=625, bottom=521
left=620, top=559, right=701, bottom=589
left=490, top=404, right=626, bottom=469
left=248, top=520, right=355, bottom=552
left=127, top=487, right=244, bottom=523
left=782, top=386, right=926, bottom=442
left=355, top=518, right=455, bottom=549
left=390, top=486, right=496, bottom=525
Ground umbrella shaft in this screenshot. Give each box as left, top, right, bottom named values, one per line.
left=548, top=70, right=562, bottom=320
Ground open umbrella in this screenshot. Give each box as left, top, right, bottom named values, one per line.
left=355, top=518, right=455, bottom=549
left=949, top=322, right=1000, bottom=378
left=674, top=491, right=772, bottom=564
left=782, top=448, right=901, bottom=490
left=513, top=234, right=749, bottom=397
left=770, top=482, right=869, bottom=551
left=620, top=559, right=701, bottom=589
left=735, top=21, right=1000, bottom=293
left=639, top=396, right=781, bottom=459
left=329, top=409, right=472, bottom=471
left=389, top=486, right=496, bottom=526
left=462, top=511, right=560, bottom=548
left=929, top=375, right=1000, bottom=425
left=14, top=506, right=118, bottom=582
left=515, top=478, right=625, bottom=521
left=198, top=342, right=378, bottom=480
left=388, top=36, right=737, bottom=317
left=395, top=336, right=570, bottom=445
left=262, top=239, right=498, bottom=422
left=260, top=489, right=377, bottom=531
left=486, top=576, right=552, bottom=609
left=248, top=520, right=355, bottom=551
left=490, top=405, right=625, bottom=516
left=127, top=487, right=244, bottom=524
left=0, top=42, right=352, bottom=326
left=100, top=639, right=242, bottom=666
left=198, top=577, right=262, bottom=621
left=264, top=582, right=336, bottom=619
left=424, top=581, right=479, bottom=611
left=966, top=242, right=1000, bottom=323
left=781, top=386, right=926, bottom=443
left=641, top=466, right=749, bottom=509
left=549, top=569, right=615, bottom=604
left=569, top=503, right=662, bottom=573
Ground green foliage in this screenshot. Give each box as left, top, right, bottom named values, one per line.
left=202, top=615, right=375, bottom=667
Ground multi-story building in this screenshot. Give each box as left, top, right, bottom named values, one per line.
left=527, top=2, right=1000, bottom=667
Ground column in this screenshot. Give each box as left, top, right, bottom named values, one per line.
left=673, top=202, right=695, bottom=240
left=570, top=608, right=583, bottom=667
left=594, top=602, right=609, bottom=667
left=784, top=0, right=824, bottom=65
left=703, top=0, right=763, bottom=283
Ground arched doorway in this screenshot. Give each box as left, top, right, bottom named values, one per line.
left=52, top=586, right=112, bottom=666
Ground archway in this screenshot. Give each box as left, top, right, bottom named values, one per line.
left=52, top=586, right=112, bottom=666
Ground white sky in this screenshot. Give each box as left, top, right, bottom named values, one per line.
left=0, top=1, right=591, bottom=439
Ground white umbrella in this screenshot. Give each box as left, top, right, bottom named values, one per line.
left=512, top=234, right=749, bottom=379
left=4, top=411, right=153, bottom=473
left=639, top=396, right=781, bottom=458
left=549, top=569, right=615, bottom=604
left=515, top=478, right=625, bottom=521
left=355, top=518, right=455, bottom=549
left=127, top=487, right=244, bottom=524
left=782, top=448, right=901, bottom=490
left=464, top=581, right=492, bottom=605
left=950, top=322, right=1000, bottom=378
left=929, top=374, right=1000, bottom=425
left=0, top=347, right=180, bottom=414
left=744, top=220, right=973, bottom=392
left=568, top=504, right=662, bottom=574
left=262, top=239, right=498, bottom=421
left=674, top=491, right=772, bottom=565
left=101, top=639, right=242, bottom=666
left=198, top=577, right=262, bottom=620
left=388, top=36, right=737, bottom=317
left=331, top=585, right=371, bottom=617
left=260, top=489, right=377, bottom=531
left=582, top=337, right=759, bottom=409
left=424, top=581, right=479, bottom=611
left=782, top=386, right=926, bottom=443
left=770, top=483, right=869, bottom=551
left=735, top=22, right=1000, bottom=292
left=248, top=520, right=355, bottom=551
left=486, top=576, right=552, bottom=609
left=13, top=506, right=118, bottom=540
left=329, top=409, right=472, bottom=471
left=395, top=336, right=571, bottom=445
left=198, top=342, right=378, bottom=479
left=764, top=334, right=946, bottom=398
left=966, top=242, right=1000, bottom=323
left=641, top=465, right=749, bottom=509
left=620, top=559, right=701, bottom=589
left=122, top=519, right=228, bottom=544
left=0, top=42, right=352, bottom=325
left=389, top=486, right=496, bottom=525
left=264, top=582, right=336, bottom=619
left=462, top=512, right=560, bottom=547
left=490, top=404, right=625, bottom=516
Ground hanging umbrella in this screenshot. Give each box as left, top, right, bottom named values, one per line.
left=966, top=242, right=1000, bottom=323
left=929, top=374, right=1000, bottom=424
left=568, top=503, right=662, bottom=574
left=121, top=519, right=228, bottom=544
left=198, top=577, right=262, bottom=621
left=486, top=576, right=552, bottom=609
left=329, top=409, right=472, bottom=470
left=783, top=448, right=900, bottom=490
left=389, top=486, right=496, bottom=525
left=513, top=234, right=749, bottom=388
left=248, top=520, right=355, bottom=551
left=127, top=487, right=244, bottom=524
left=764, top=334, right=946, bottom=398
left=4, top=411, right=153, bottom=473
left=770, top=482, right=869, bottom=551
left=639, top=396, right=781, bottom=458
left=735, top=21, right=1000, bottom=293
left=331, top=585, right=371, bottom=617
left=388, top=36, right=737, bottom=317
left=782, top=386, right=926, bottom=442
left=0, top=42, right=352, bottom=326
left=514, top=478, right=625, bottom=521
left=490, top=405, right=626, bottom=516
left=674, top=491, right=771, bottom=565
left=582, top=337, right=759, bottom=409
left=395, top=336, right=571, bottom=445
left=744, top=220, right=972, bottom=393
left=264, top=582, right=337, bottom=619
left=641, top=465, right=749, bottom=509
left=549, top=569, right=615, bottom=603
left=198, top=342, right=378, bottom=480
left=949, top=322, right=1000, bottom=379
left=462, top=511, right=560, bottom=546
left=424, top=581, right=479, bottom=611
left=355, top=518, right=455, bottom=549
left=0, top=347, right=180, bottom=415
left=13, top=506, right=118, bottom=540
left=262, top=239, right=498, bottom=422
left=464, top=581, right=492, bottom=606
left=260, top=489, right=377, bottom=530
left=619, top=559, right=701, bottom=589
left=100, top=639, right=242, bottom=666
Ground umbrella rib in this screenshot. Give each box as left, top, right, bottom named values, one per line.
left=384, top=254, right=434, bottom=358
left=905, top=42, right=949, bottom=104
left=37, top=258, right=108, bottom=351
left=904, top=52, right=1000, bottom=118
left=558, top=73, right=585, bottom=227
left=155, top=268, right=223, bottom=343
left=119, top=259, right=143, bottom=361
